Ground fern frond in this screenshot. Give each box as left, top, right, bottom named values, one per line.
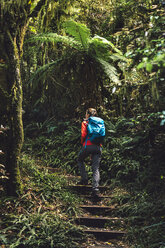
left=110, top=53, right=128, bottom=62
left=63, top=20, right=90, bottom=50
left=92, top=35, right=123, bottom=55
left=89, top=36, right=127, bottom=65
left=97, top=58, right=121, bottom=85
left=89, top=38, right=110, bottom=59
left=29, top=60, right=61, bottom=89
left=28, top=33, right=80, bottom=49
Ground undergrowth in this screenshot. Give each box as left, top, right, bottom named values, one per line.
left=1, top=112, right=165, bottom=247
left=22, top=112, right=165, bottom=248
left=0, top=154, right=85, bottom=248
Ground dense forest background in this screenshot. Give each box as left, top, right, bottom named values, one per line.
left=0, top=0, right=165, bottom=247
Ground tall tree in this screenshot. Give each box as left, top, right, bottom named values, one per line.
left=0, top=0, right=49, bottom=195
left=1, top=0, right=78, bottom=195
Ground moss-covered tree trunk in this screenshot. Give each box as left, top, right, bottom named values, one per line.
left=4, top=30, right=25, bottom=195
left=0, top=0, right=47, bottom=196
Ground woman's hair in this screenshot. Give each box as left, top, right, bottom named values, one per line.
left=86, top=108, right=97, bottom=116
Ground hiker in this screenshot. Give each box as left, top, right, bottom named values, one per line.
left=77, top=108, right=105, bottom=198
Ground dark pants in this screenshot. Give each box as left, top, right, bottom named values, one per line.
left=77, top=145, right=102, bottom=190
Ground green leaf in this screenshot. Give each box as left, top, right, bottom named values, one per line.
left=110, top=53, right=128, bottom=62
left=146, top=63, right=153, bottom=72
left=97, top=58, right=120, bottom=84
left=0, top=234, right=7, bottom=244
left=92, top=35, right=123, bottom=55
left=137, top=62, right=145, bottom=70
left=28, top=33, right=79, bottom=49
left=63, top=20, right=90, bottom=49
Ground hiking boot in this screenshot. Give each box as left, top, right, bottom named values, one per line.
left=77, top=179, right=88, bottom=185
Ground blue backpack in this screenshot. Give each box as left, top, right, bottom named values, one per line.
left=86, top=116, right=105, bottom=145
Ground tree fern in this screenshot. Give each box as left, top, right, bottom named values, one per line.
left=89, top=38, right=110, bottom=60
left=89, top=36, right=124, bottom=84
left=63, top=20, right=91, bottom=50
left=29, top=60, right=61, bottom=89
left=110, top=53, right=128, bottom=62
left=29, top=57, right=73, bottom=90
left=97, top=58, right=121, bottom=85
left=28, top=33, right=80, bottom=49
left=92, top=35, right=123, bottom=55
left=29, top=20, right=125, bottom=87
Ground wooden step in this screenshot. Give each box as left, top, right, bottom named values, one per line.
left=87, top=246, right=116, bottom=248
left=87, top=246, right=122, bottom=248
left=83, top=242, right=127, bottom=248
left=81, top=195, right=112, bottom=199
left=80, top=205, right=114, bottom=216
left=80, top=205, right=112, bottom=210
left=76, top=216, right=123, bottom=228
left=83, top=228, right=126, bottom=241
left=83, top=245, right=119, bottom=248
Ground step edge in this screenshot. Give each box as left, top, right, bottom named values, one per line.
left=76, top=216, right=123, bottom=220
left=80, top=205, right=112, bottom=208
left=83, top=228, right=127, bottom=234
left=68, top=185, right=109, bottom=188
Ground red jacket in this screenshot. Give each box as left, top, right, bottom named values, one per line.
left=81, top=120, right=93, bottom=146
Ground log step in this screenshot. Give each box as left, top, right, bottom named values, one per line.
left=88, top=246, right=123, bottom=248
left=76, top=216, right=123, bottom=228
left=87, top=246, right=116, bottom=248
left=83, top=228, right=126, bottom=241
left=81, top=195, right=112, bottom=199
left=80, top=205, right=114, bottom=215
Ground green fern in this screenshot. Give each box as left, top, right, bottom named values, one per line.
left=28, top=33, right=79, bottom=49
left=63, top=20, right=91, bottom=49
left=29, top=61, right=59, bottom=88
left=88, top=36, right=126, bottom=83
left=92, top=35, right=123, bottom=55
left=89, top=36, right=127, bottom=63
left=89, top=38, right=110, bottom=59
left=29, top=58, right=70, bottom=90
left=29, top=20, right=125, bottom=86
left=110, top=53, right=128, bottom=62
left=97, top=58, right=121, bottom=84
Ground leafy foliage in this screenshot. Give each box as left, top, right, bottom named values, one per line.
left=28, top=33, right=78, bottom=49
left=1, top=212, right=84, bottom=248
left=29, top=19, right=125, bottom=88
left=0, top=154, right=84, bottom=247
left=24, top=120, right=80, bottom=173
left=1, top=1, right=165, bottom=247
left=63, top=20, right=91, bottom=49
left=24, top=111, right=165, bottom=248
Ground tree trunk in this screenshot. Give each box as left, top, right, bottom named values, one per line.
left=0, top=0, right=47, bottom=196
left=4, top=31, right=24, bottom=196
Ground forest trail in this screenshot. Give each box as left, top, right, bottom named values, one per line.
left=66, top=175, right=130, bottom=248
